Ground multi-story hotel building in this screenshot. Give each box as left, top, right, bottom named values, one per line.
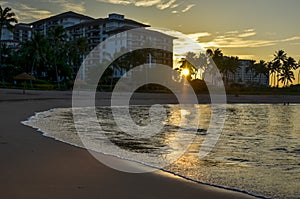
left=3, top=11, right=175, bottom=82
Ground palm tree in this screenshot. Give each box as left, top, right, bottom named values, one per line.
left=266, top=61, right=274, bottom=86
left=253, top=60, right=269, bottom=86
left=0, top=6, right=17, bottom=86
left=219, top=56, right=240, bottom=86
left=285, top=57, right=297, bottom=70
left=204, top=48, right=224, bottom=86
left=245, top=60, right=256, bottom=85
left=49, top=26, right=67, bottom=88
left=297, top=60, right=300, bottom=85
left=267, top=61, right=276, bottom=86
left=279, top=66, right=295, bottom=87
left=21, top=32, right=47, bottom=77
left=176, top=58, right=197, bottom=81
left=66, top=37, right=88, bottom=74
left=273, top=50, right=287, bottom=87
left=279, top=57, right=297, bottom=87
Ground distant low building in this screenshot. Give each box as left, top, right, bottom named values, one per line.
left=203, top=59, right=269, bottom=87
left=232, top=59, right=269, bottom=87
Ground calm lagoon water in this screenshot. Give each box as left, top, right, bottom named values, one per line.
left=23, top=104, right=300, bottom=199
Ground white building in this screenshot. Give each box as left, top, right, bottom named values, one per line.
left=202, top=59, right=269, bottom=87
left=82, top=27, right=175, bottom=84
left=65, top=13, right=149, bottom=51
left=31, top=11, right=93, bottom=35
left=233, top=59, right=269, bottom=86
left=1, top=26, right=19, bottom=48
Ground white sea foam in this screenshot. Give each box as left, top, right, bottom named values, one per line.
left=22, top=104, right=300, bottom=199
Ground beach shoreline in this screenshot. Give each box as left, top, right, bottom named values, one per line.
left=1, top=88, right=298, bottom=199
left=1, top=88, right=300, bottom=104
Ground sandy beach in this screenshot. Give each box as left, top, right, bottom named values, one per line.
left=1, top=88, right=299, bottom=199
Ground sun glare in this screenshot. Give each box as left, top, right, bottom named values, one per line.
left=182, top=68, right=189, bottom=76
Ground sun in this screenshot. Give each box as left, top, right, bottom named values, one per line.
left=182, top=68, right=189, bottom=76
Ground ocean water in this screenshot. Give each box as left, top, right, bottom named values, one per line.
left=23, top=104, right=300, bottom=199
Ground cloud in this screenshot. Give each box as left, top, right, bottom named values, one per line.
left=150, top=28, right=205, bottom=59
left=157, top=0, right=176, bottom=10
left=238, top=29, right=256, bottom=38
left=225, top=30, right=239, bottom=35
left=0, top=0, right=86, bottom=22
left=134, top=0, right=161, bottom=7
left=182, top=4, right=195, bottom=13
left=196, top=29, right=300, bottom=49
left=238, top=32, right=256, bottom=38
left=171, top=3, right=179, bottom=8
left=281, top=36, right=300, bottom=42
left=186, top=32, right=212, bottom=41
left=160, top=28, right=300, bottom=55
left=201, top=29, right=275, bottom=48
left=97, top=0, right=132, bottom=5
left=53, top=0, right=86, bottom=13
left=0, top=1, right=8, bottom=6
left=97, top=0, right=194, bottom=13
left=244, top=28, right=255, bottom=32
left=210, top=37, right=276, bottom=48
left=4, top=2, right=53, bottom=22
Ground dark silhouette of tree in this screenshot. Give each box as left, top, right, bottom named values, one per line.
left=220, top=56, right=240, bottom=86
left=48, top=26, right=67, bottom=88
left=176, top=58, right=197, bottom=81
left=253, top=60, right=269, bottom=86
left=279, top=57, right=297, bottom=87
left=0, top=6, right=17, bottom=86
left=206, top=49, right=240, bottom=86
left=66, top=37, right=88, bottom=72
left=205, top=49, right=221, bottom=86
left=20, top=32, right=48, bottom=77
left=272, top=50, right=287, bottom=87
left=245, top=60, right=256, bottom=85
left=298, top=59, right=300, bottom=85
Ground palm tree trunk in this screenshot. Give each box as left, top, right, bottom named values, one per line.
left=259, top=74, right=262, bottom=86
left=30, top=59, right=36, bottom=88
left=53, top=48, right=60, bottom=89
left=54, top=60, right=60, bottom=89
left=110, top=66, right=114, bottom=90
left=0, top=27, right=4, bottom=87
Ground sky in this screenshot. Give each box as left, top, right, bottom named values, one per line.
left=1, top=0, right=300, bottom=64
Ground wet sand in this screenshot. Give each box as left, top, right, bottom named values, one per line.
left=1, top=89, right=299, bottom=199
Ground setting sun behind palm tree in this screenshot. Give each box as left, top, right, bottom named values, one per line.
left=182, top=68, right=189, bottom=76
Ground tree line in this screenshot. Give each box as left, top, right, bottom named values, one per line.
left=0, top=6, right=89, bottom=88
left=176, top=48, right=300, bottom=88
left=0, top=5, right=299, bottom=90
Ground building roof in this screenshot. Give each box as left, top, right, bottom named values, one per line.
left=15, top=23, right=32, bottom=30
left=30, top=11, right=94, bottom=25
left=65, top=18, right=106, bottom=29
left=105, top=17, right=149, bottom=28
left=66, top=16, right=149, bottom=30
